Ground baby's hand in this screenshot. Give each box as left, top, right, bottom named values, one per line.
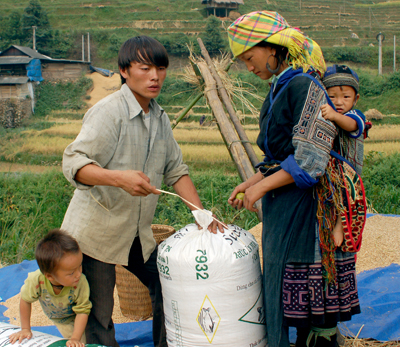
left=333, top=221, right=344, bottom=247
left=66, top=338, right=85, bottom=347
left=9, top=329, right=33, bottom=344
left=320, top=104, right=337, bottom=122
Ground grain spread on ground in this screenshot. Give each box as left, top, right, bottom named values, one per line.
left=1, top=288, right=136, bottom=326
left=248, top=215, right=400, bottom=274
left=1, top=215, right=399, bottom=328
left=86, top=72, right=121, bottom=108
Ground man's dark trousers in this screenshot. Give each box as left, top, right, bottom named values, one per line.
left=82, top=237, right=167, bottom=347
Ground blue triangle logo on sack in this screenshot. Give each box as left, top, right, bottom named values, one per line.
left=197, top=295, right=221, bottom=343
left=238, top=289, right=265, bottom=325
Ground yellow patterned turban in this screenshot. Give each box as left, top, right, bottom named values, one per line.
left=227, top=11, right=326, bottom=75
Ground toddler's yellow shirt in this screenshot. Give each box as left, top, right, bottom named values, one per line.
left=21, top=269, right=91, bottom=324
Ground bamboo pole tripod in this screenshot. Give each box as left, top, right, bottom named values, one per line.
left=173, top=38, right=263, bottom=222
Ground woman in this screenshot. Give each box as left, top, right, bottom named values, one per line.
left=227, top=11, right=360, bottom=347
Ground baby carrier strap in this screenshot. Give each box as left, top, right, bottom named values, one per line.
left=267, top=72, right=336, bottom=116
left=263, top=72, right=335, bottom=162
left=364, top=121, right=372, bottom=139
left=269, top=72, right=367, bottom=254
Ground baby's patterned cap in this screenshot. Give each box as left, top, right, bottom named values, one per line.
left=322, top=64, right=359, bottom=94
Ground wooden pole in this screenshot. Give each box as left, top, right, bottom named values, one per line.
left=378, top=33, right=383, bottom=75
left=82, top=35, right=85, bottom=62
left=32, top=26, right=37, bottom=51
left=197, top=38, right=260, bottom=168
left=197, top=62, right=262, bottom=221
left=394, top=35, right=396, bottom=73
left=171, top=56, right=236, bottom=130
left=87, top=32, right=91, bottom=63
left=369, top=8, right=372, bottom=31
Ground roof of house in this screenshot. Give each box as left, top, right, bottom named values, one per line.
left=0, top=45, right=52, bottom=60
left=0, top=45, right=91, bottom=65
left=0, top=56, right=33, bottom=65
left=0, top=76, right=29, bottom=85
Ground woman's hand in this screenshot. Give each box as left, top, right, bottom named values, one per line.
left=241, top=182, right=267, bottom=213
left=228, top=181, right=250, bottom=210
left=228, top=172, right=268, bottom=212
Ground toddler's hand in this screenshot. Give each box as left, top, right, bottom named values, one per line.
left=320, top=104, right=337, bottom=122
left=9, top=328, right=33, bottom=344
left=66, top=338, right=85, bottom=347
left=333, top=221, right=344, bottom=247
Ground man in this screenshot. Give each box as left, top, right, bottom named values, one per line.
left=61, top=36, right=220, bottom=347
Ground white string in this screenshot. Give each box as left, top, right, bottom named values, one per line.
left=90, top=190, right=109, bottom=212
left=90, top=187, right=231, bottom=231
left=156, top=189, right=230, bottom=230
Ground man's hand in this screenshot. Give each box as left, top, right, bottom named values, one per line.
left=116, top=170, right=160, bottom=196
left=8, top=329, right=33, bottom=344
left=66, top=338, right=85, bottom=347
left=194, top=213, right=225, bottom=234
left=74, top=165, right=160, bottom=197
left=320, top=104, right=338, bottom=122
left=208, top=215, right=225, bottom=234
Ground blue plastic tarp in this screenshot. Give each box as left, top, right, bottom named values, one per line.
left=1, top=214, right=399, bottom=344
left=26, top=59, right=44, bottom=82
left=90, top=66, right=114, bottom=77
left=31, top=322, right=154, bottom=347
left=342, top=263, right=400, bottom=341
left=0, top=260, right=153, bottom=347
left=2, top=262, right=400, bottom=343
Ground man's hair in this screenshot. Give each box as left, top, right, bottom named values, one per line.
left=118, top=36, right=169, bottom=84
left=35, top=229, right=80, bottom=275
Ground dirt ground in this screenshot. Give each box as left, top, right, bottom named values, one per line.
left=86, top=72, right=121, bottom=108
left=248, top=214, right=400, bottom=275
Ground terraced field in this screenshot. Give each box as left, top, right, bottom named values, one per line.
left=1, top=0, right=399, bottom=48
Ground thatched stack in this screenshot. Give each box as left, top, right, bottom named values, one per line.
left=365, top=109, right=384, bottom=120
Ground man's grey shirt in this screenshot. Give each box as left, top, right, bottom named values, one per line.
left=62, top=83, right=188, bottom=265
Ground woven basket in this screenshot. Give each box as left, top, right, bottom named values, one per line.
left=115, top=224, right=175, bottom=320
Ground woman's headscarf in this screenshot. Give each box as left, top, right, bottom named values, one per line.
left=227, top=11, right=326, bottom=76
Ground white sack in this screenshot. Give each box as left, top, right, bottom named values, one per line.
left=0, top=322, right=65, bottom=347
left=157, top=222, right=267, bottom=347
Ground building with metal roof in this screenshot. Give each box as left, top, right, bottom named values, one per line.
left=0, top=45, right=90, bottom=81
left=0, top=45, right=90, bottom=127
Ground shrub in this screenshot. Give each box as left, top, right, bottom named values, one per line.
left=201, top=15, right=227, bottom=55
left=156, top=34, right=200, bottom=57
left=323, top=46, right=399, bottom=66
left=34, top=77, right=93, bottom=118
left=363, top=152, right=400, bottom=214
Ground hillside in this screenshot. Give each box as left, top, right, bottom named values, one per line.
left=1, top=0, right=399, bottom=51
